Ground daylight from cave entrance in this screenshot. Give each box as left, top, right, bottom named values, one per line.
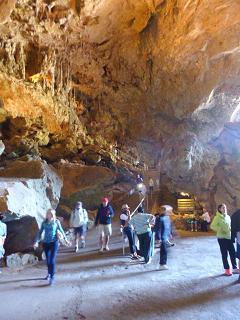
left=0, top=1, right=240, bottom=320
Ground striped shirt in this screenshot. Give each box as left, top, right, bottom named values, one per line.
left=130, top=213, right=154, bottom=235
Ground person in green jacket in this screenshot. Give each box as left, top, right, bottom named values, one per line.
left=210, top=203, right=238, bottom=276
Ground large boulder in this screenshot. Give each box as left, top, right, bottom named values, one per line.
left=55, top=163, right=116, bottom=213
left=0, top=159, right=62, bottom=225
left=4, top=216, right=38, bottom=255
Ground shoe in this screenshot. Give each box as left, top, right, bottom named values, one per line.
left=48, top=277, right=54, bottom=286
left=44, top=274, right=50, bottom=280
left=224, top=269, right=232, bottom=276
left=81, top=241, right=86, bottom=248
left=99, top=247, right=104, bottom=252
left=131, top=256, right=139, bottom=260
left=105, top=246, right=110, bottom=251
left=75, top=246, right=79, bottom=253
left=159, top=264, right=169, bottom=270
left=232, top=269, right=240, bottom=274
left=145, top=258, right=152, bottom=265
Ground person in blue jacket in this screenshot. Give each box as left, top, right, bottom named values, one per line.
left=95, top=198, right=114, bottom=252
left=158, top=206, right=172, bottom=270
left=34, top=209, right=70, bottom=285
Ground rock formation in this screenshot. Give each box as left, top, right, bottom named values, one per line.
left=0, top=0, right=240, bottom=216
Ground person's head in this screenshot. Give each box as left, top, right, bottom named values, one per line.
left=137, top=206, right=144, bottom=213
left=102, top=197, right=109, bottom=207
left=122, top=204, right=130, bottom=213
left=46, top=209, right=56, bottom=222
left=162, top=205, right=173, bottom=216
left=76, top=201, right=82, bottom=209
left=160, top=206, right=167, bottom=215
left=0, top=214, right=4, bottom=221
left=218, top=203, right=227, bottom=215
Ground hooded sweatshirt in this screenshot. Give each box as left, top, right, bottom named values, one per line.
left=210, top=211, right=231, bottom=239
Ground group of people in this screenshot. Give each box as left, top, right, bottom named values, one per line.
left=2, top=197, right=240, bottom=286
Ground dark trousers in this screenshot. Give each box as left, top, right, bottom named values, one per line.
left=201, top=221, right=208, bottom=232
left=43, top=241, right=59, bottom=278
left=124, top=227, right=136, bottom=254
left=217, top=238, right=237, bottom=270
left=160, top=241, right=168, bottom=265
left=138, top=232, right=152, bottom=263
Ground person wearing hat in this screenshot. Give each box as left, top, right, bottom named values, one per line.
left=95, top=198, right=114, bottom=252
left=0, top=214, right=7, bottom=271
left=70, top=201, right=88, bottom=252
left=120, top=204, right=138, bottom=260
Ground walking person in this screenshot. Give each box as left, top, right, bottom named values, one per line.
left=120, top=204, right=139, bottom=260
left=34, top=209, right=70, bottom=285
left=70, top=201, right=88, bottom=252
left=210, top=204, right=238, bottom=276
left=158, top=206, right=172, bottom=270
left=95, top=198, right=114, bottom=252
left=148, top=178, right=154, bottom=196
left=201, top=208, right=211, bottom=232
left=0, top=214, right=7, bottom=273
left=231, top=209, right=240, bottom=282
left=130, top=206, right=154, bottom=264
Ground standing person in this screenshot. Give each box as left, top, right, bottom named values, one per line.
left=130, top=206, right=154, bottom=264
left=231, top=209, right=240, bottom=273
left=34, top=209, right=70, bottom=285
left=70, top=201, right=88, bottom=252
left=0, top=214, right=7, bottom=273
left=95, top=198, right=114, bottom=252
left=148, top=178, right=154, bottom=195
left=201, top=208, right=211, bottom=232
left=210, top=204, right=238, bottom=276
left=158, top=206, right=172, bottom=270
left=120, top=204, right=138, bottom=260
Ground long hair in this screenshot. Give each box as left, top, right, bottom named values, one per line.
left=45, top=209, right=56, bottom=222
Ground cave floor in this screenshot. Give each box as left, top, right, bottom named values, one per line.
left=1, top=227, right=240, bottom=320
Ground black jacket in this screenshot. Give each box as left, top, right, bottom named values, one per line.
left=231, top=209, right=240, bottom=241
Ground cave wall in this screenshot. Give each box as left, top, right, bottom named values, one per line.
left=0, top=1, right=240, bottom=212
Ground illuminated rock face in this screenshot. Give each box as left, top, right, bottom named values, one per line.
left=0, top=1, right=240, bottom=210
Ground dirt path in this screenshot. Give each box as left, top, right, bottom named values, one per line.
left=1, top=227, right=240, bottom=320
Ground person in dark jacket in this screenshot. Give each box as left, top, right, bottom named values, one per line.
left=158, top=206, right=172, bottom=270
left=231, top=209, right=240, bottom=274
left=95, top=198, right=114, bottom=252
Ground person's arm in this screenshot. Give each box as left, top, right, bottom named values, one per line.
left=95, top=208, right=100, bottom=226
left=34, top=222, right=44, bottom=245
left=56, top=220, right=67, bottom=241
left=210, top=216, right=218, bottom=232
left=109, top=206, right=114, bottom=217
left=84, top=209, right=88, bottom=224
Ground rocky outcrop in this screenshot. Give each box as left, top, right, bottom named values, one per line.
left=0, top=159, right=62, bottom=224
left=0, top=1, right=240, bottom=211
left=4, top=216, right=38, bottom=255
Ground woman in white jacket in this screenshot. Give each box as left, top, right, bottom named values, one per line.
left=70, top=202, right=88, bottom=252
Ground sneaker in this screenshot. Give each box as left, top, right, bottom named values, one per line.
left=81, top=241, right=86, bottom=248
left=131, top=256, right=139, bottom=261
left=159, top=264, right=169, bottom=270
left=105, top=246, right=110, bottom=251
left=48, top=277, right=54, bottom=286
left=145, top=258, right=152, bottom=265
left=232, top=269, right=240, bottom=274
left=44, top=274, right=50, bottom=280
left=75, top=246, right=79, bottom=253
left=224, top=269, right=232, bottom=276
left=99, top=247, right=104, bottom=252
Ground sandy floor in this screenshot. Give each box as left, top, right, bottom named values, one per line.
left=1, top=227, right=240, bottom=320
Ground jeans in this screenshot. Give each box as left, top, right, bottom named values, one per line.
left=137, top=232, right=152, bottom=263
left=217, top=238, right=237, bottom=270
left=160, top=241, right=168, bottom=265
left=124, top=227, right=136, bottom=254
left=43, top=241, right=59, bottom=279
left=201, top=221, right=208, bottom=232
